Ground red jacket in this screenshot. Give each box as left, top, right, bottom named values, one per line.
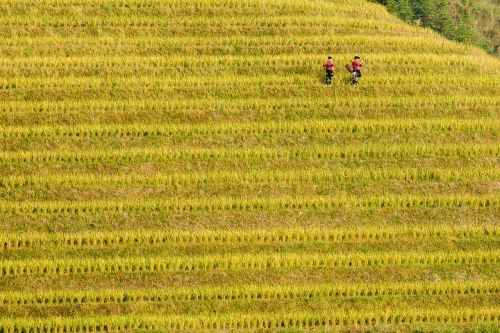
left=352, top=60, right=363, bottom=70
left=324, top=60, right=336, bottom=71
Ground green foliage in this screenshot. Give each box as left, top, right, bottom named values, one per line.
left=422, top=0, right=455, bottom=37
left=372, top=0, right=497, bottom=55
left=398, top=0, right=413, bottom=22
left=386, top=0, right=399, bottom=14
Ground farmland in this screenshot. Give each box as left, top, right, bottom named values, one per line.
left=0, top=0, right=499, bottom=331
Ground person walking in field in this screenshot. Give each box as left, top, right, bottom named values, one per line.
left=323, top=56, right=336, bottom=85
left=351, top=55, right=364, bottom=86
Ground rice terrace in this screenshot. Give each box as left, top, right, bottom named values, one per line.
left=0, top=0, right=499, bottom=331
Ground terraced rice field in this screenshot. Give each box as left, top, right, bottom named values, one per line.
left=0, top=0, right=499, bottom=331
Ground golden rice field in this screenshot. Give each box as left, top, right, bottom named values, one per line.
left=0, top=0, right=499, bottom=331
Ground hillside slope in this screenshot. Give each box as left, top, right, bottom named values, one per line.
left=0, top=0, right=499, bottom=331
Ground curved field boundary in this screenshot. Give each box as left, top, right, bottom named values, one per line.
left=0, top=250, right=498, bottom=276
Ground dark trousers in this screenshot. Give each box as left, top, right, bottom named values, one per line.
left=325, top=70, right=334, bottom=84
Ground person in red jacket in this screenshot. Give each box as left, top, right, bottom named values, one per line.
left=323, top=56, right=336, bottom=85
left=352, top=56, right=363, bottom=86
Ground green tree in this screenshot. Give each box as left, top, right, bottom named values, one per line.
left=384, top=0, right=414, bottom=22
left=453, top=0, right=475, bottom=43
left=421, top=0, right=454, bottom=37
left=398, top=0, right=414, bottom=22
left=386, top=0, right=399, bottom=14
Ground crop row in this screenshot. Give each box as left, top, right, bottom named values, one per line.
left=1, top=0, right=355, bottom=6
left=0, top=0, right=366, bottom=9
left=0, top=0, right=385, bottom=20
left=3, top=175, right=493, bottom=203
left=2, top=155, right=492, bottom=178
left=0, top=52, right=481, bottom=69
left=2, top=109, right=497, bottom=126
left=1, top=251, right=498, bottom=276
left=0, top=75, right=495, bottom=101
left=0, top=281, right=497, bottom=306
left=0, top=15, right=416, bottom=32
left=0, top=144, right=497, bottom=164
left=2, top=167, right=496, bottom=189
left=0, top=0, right=368, bottom=11
left=0, top=119, right=495, bottom=139
left=1, top=0, right=351, bottom=7
left=1, top=73, right=495, bottom=88
left=2, top=96, right=496, bottom=116
left=0, top=226, right=496, bottom=250
left=1, top=96, right=497, bottom=126
left=0, top=194, right=497, bottom=215
left=0, top=35, right=475, bottom=57
left=0, top=308, right=497, bottom=332
left=0, top=16, right=426, bottom=38
left=0, top=54, right=493, bottom=77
